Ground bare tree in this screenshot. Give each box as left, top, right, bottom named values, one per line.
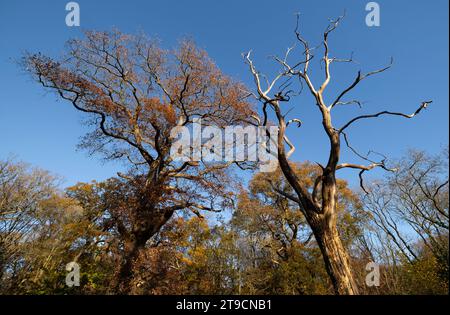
left=363, top=149, right=448, bottom=267
left=243, top=13, right=432, bottom=294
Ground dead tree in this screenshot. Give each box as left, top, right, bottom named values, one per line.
left=244, top=12, right=432, bottom=294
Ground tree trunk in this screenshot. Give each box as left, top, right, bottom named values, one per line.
left=312, top=222, right=359, bottom=295
left=112, top=208, right=176, bottom=294
left=113, top=236, right=146, bottom=294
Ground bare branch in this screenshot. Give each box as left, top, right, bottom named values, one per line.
left=339, top=101, right=432, bottom=133
left=332, top=99, right=363, bottom=109
left=330, top=57, right=394, bottom=109
left=319, top=11, right=346, bottom=94
left=286, top=118, right=302, bottom=128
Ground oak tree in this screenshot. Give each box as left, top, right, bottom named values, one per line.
left=23, top=30, right=254, bottom=292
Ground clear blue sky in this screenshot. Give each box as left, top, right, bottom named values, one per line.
left=0, top=0, right=448, bottom=188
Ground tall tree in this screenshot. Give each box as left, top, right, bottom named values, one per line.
left=244, top=13, right=432, bottom=294
left=23, top=31, right=254, bottom=292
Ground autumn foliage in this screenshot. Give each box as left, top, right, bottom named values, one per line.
left=0, top=28, right=446, bottom=295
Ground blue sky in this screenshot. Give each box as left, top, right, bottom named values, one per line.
left=0, top=0, right=448, bottom=189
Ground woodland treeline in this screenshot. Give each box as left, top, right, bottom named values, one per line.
left=1, top=15, right=449, bottom=295
left=0, top=150, right=448, bottom=294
